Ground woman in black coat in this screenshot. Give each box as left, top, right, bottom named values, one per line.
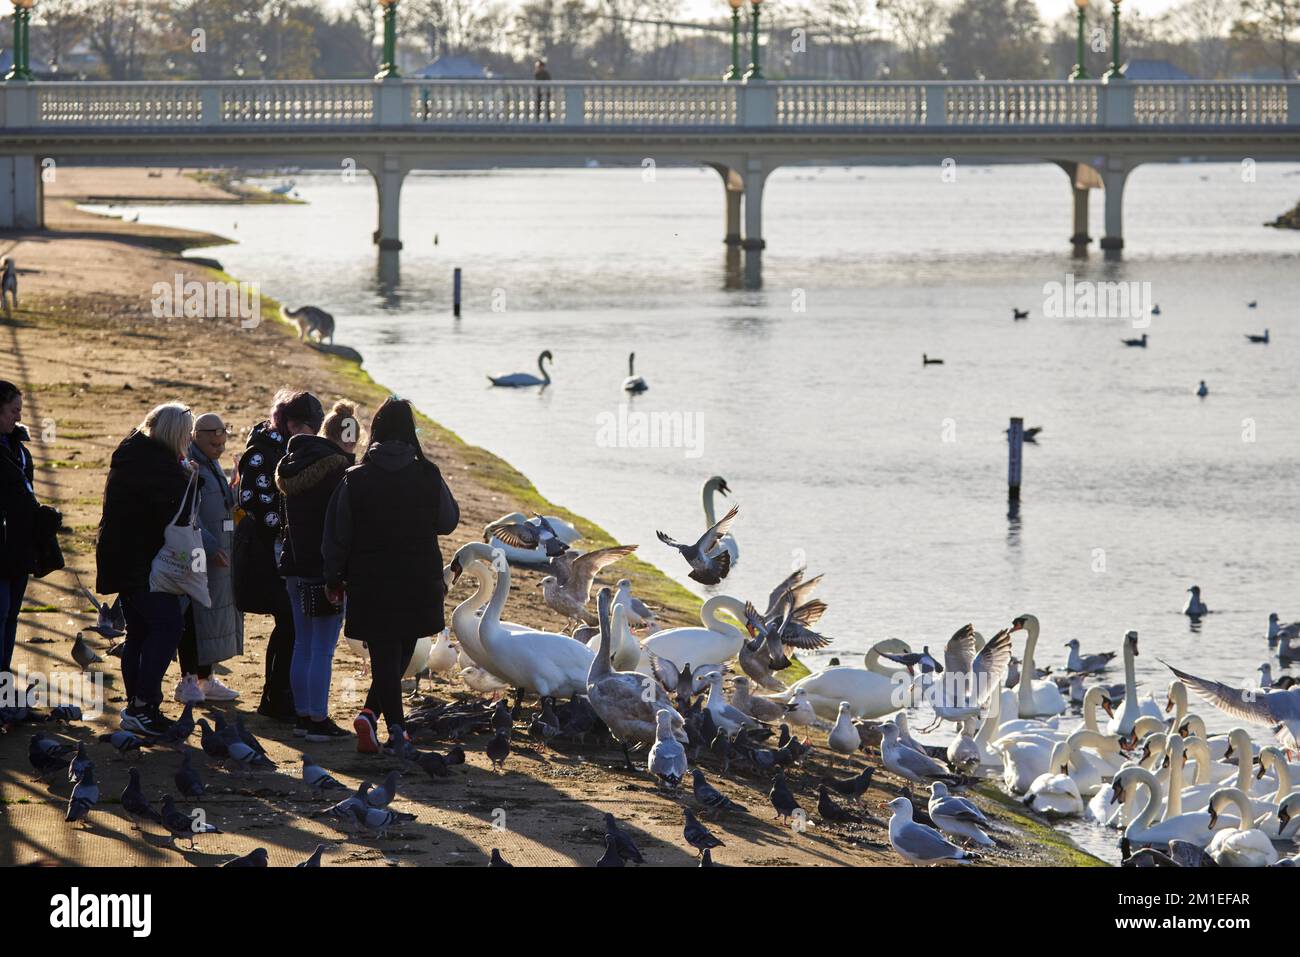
left=95, top=402, right=193, bottom=736
left=323, top=396, right=459, bottom=754
left=0, top=381, right=40, bottom=674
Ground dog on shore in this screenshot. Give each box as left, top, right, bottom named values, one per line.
left=1, top=256, right=16, bottom=317
left=282, top=304, right=334, bottom=345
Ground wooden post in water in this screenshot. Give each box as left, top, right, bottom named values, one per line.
left=1007, top=417, right=1024, bottom=502
left=452, top=268, right=462, bottom=317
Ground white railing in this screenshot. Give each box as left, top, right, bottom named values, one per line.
left=5, top=79, right=1298, bottom=131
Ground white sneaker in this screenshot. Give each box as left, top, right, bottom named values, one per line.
left=174, top=675, right=205, bottom=705
left=198, top=676, right=240, bottom=701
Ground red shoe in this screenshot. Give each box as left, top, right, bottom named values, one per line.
left=354, top=708, right=379, bottom=754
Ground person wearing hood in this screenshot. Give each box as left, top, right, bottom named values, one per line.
left=174, top=412, right=243, bottom=704
left=233, top=388, right=323, bottom=721
left=95, top=402, right=194, bottom=736
left=1, top=381, right=44, bottom=674
left=276, top=400, right=357, bottom=742
left=323, top=396, right=459, bottom=754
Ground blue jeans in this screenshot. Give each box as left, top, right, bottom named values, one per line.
left=0, top=575, right=29, bottom=673
left=119, top=590, right=185, bottom=707
left=286, top=577, right=343, bottom=720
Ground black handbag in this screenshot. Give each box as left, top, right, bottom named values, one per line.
left=31, top=505, right=64, bottom=578
left=297, top=580, right=342, bottom=618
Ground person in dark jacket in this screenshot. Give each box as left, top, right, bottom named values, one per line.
left=275, top=400, right=357, bottom=742
left=96, top=402, right=194, bottom=735
left=323, top=396, right=459, bottom=754
left=0, top=381, right=39, bottom=674
left=234, top=388, right=323, bottom=721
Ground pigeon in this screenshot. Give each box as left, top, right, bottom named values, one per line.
left=120, top=767, right=161, bottom=827
left=691, top=769, right=746, bottom=815
left=490, top=700, right=513, bottom=736
left=174, top=751, right=205, bottom=798
left=67, top=742, right=92, bottom=784
left=527, top=701, right=562, bottom=745
left=156, top=703, right=196, bottom=745
left=196, top=719, right=229, bottom=759
left=302, top=754, right=345, bottom=794
left=817, top=783, right=859, bottom=823
left=161, top=795, right=221, bottom=847
left=351, top=803, right=416, bottom=839
left=74, top=574, right=126, bottom=638
left=656, top=505, right=738, bottom=585
left=227, top=738, right=275, bottom=772
left=483, top=513, right=571, bottom=558
left=365, top=770, right=401, bottom=809
left=417, top=745, right=466, bottom=779
left=823, top=766, right=875, bottom=801
left=488, top=848, right=513, bottom=867
left=682, top=808, right=724, bottom=856
left=595, top=833, right=625, bottom=867
left=648, top=709, right=688, bottom=788
left=97, top=729, right=144, bottom=754
left=315, top=783, right=369, bottom=829
left=769, top=769, right=801, bottom=822
left=486, top=730, right=511, bottom=771
left=70, top=633, right=103, bottom=671
left=30, top=732, right=75, bottom=775
left=49, top=705, right=84, bottom=721
left=221, top=848, right=269, bottom=867
left=65, top=765, right=99, bottom=824
left=297, top=845, right=327, bottom=867
left=234, top=716, right=267, bottom=756
left=603, top=813, right=645, bottom=864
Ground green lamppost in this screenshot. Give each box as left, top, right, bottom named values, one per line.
left=375, top=0, right=400, bottom=80
left=1104, top=0, right=1123, bottom=80
left=1069, top=0, right=1089, bottom=80
left=743, top=0, right=764, bottom=80
left=5, top=0, right=35, bottom=82
left=723, top=0, right=743, bottom=81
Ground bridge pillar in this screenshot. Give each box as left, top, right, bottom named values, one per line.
left=370, top=156, right=406, bottom=251
left=1056, top=161, right=1100, bottom=256
left=741, top=160, right=768, bottom=289
left=1100, top=160, right=1131, bottom=258
left=0, top=155, right=44, bottom=231
left=706, top=163, right=744, bottom=246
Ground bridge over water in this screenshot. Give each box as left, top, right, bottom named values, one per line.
left=4, top=78, right=1299, bottom=283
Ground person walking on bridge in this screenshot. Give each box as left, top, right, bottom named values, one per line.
left=534, top=59, right=553, bottom=122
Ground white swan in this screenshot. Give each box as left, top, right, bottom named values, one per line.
left=622, top=352, right=648, bottom=394
left=488, top=349, right=553, bottom=388
left=1111, top=766, right=1238, bottom=851
left=462, top=541, right=595, bottom=699
left=1024, top=741, right=1084, bottom=816
left=700, top=476, right=739, bottom=566
left=444, top=547, right=511, bottom=677
left=1107, top=631, right=1162, bottom=737
left=640, top=595, right=747, bottom=673
left=1206, top=787, right=1278, bottom=867
left=1063, top=729, right=1123, bottom=796
left=997, top=733, right=1057, bottom=794
left=1008, top=614, right=1067, bottom=718
left=1163, top=735, right=1227, bottom=814
left=1176, top=713, right=1242, bottom=762
left=786, top=640, right=921, bottom=721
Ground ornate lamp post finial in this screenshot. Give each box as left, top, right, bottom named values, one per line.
left=723, top=0, right=743, bottom=81
left=375, top=0, right=401, bottom=80
left=1104, top=0, right=1124, bottom=81
left=5, top=0, right=36, bottom=83
left=742, top=0, right=764, bottom=81
left=1070, top=0, right=1089, bottom=81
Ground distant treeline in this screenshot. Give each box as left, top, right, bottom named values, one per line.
left=27, top=0, right=1299, bottom=82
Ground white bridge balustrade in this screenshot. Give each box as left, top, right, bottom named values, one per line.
left=3, top=77, right=1299, bottom=276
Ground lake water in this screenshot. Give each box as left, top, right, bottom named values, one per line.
left=100, top=160, right=1300, bottom=861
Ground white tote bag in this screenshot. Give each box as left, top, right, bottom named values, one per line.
left=149, top=470, right=212, bottom=607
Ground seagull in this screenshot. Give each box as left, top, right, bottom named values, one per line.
left=1012, top=308, right=1029, bottom=320
left=1247, top=300, right=1258, bottom=308
left=691, top=768, right=746, bottom=815
left=612, top=578, right=657, bottom=629
left=1003, top=426, right=1043, bottom=443
left=656, top=505, right=738, bottom=586
left=883, top=796, right=974, bottom=865
left=683, top=808, right=725, bottom=856
left=928, top=782, right=994, bottom=846
left=880, top=722, right=961, bottom=787
left=1162, top=660, right=1300, bottom=750
left=1245, top=329, right=1269, bottom=344
left=1183, top=585, right=1208, bottom=617
left=828, top=701, right=860, bottom=762
left=120, top=767, right=161, bottom=828
left=302, top=754, right=345, bottom=794
left=1267, top=613, right=1300, bottom=644
left=70, top=633, right=103, bottom=671
left=484, top=513, right=571, bottom=558
left=65, top=765, right=99, bottom=825
left=604, top=813, right=645, bottom=864
left=1196, top=380, right=1209, bottom=398
left=648, top=709, right=688, bottom=788
left=743, top=595, right=831, bottom=667
left=1121, top=333, right=1148, bottom=347
left=1064, top=638, right=1116, bottom=675
left=73, top=573, right=126, bottom=638
left=881, top=646, right=943, bottom=676
left=924, top=625, right=1012, bottom=731
left=702, top=672, right=763, bottom=737
left=922, top=354, right=944, bottom=365
left=540, top=544, right=638, bottom=623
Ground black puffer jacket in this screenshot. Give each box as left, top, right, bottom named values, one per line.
left=322, top=441, right=459, bottom=642
left=0, top=425, right=38, bottom=577
left=275, top=434, right=353, bottom=580
left=96, top=430, right=191, bottom=595
left=235, top=422, right=288, bottom=544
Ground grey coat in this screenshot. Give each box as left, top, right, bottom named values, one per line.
left=188, top=441, right=243, bottom=666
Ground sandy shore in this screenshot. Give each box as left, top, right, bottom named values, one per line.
left=0, top=169, right=1099, bottom=867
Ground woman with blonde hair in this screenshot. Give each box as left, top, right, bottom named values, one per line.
left=96, top=402, right=195, bottom=736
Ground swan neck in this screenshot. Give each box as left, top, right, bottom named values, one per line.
left=452, top=560, right=495, bottom=664
left=701, top=595, right=744, bottom=637
left=1127, top=769, right=1161, bottom=836
left=482, top=557, right=511, bottom=636
left=702, top=480, right=719, bottom=526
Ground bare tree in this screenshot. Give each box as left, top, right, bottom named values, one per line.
left=878, top=0, right=945, bottom=78
left=1242, top=0, right=1298, bottom=76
